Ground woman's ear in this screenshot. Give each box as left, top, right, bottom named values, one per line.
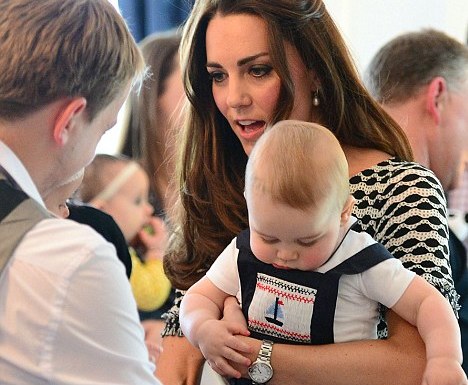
left=340, top=195, right=355, bottom=226
left=53, top=97, right=87, bottom=145
left=309, top=68, right=321, bottom=91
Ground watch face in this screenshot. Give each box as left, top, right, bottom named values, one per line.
left=248, top=361, right=273, bottom=383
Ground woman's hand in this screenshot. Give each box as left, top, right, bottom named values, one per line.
left=142, top=319, right=165, bottom=364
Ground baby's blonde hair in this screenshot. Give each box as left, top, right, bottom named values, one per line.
left=245, top=120, right=349, bottom=212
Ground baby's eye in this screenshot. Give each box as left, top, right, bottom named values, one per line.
left=250, top=65, right=273, bottom=78
left=134, top=197, right=143, bottom=205
left=261, top=237, right=279, bottom=245
left=297, top=239, right=316, bottom=247
left=208, top=70, right=226, bottom=83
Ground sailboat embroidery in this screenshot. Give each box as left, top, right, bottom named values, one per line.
left=248, top=273, right=316, bottom=342
left=265, top=297, right=284, bottom=326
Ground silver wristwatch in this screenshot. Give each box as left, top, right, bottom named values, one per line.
left=248, top=339, right=274, bottom=384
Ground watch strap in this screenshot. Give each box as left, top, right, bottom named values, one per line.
left=257, top=339, right=274, bottom=363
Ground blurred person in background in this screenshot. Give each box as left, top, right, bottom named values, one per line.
left=120, top=29, right=185, bottom=359
left=365, top=28, right=468, bottom=373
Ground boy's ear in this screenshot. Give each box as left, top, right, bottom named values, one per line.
left=340, top=195, right=355, bottom=225
left=53, top=97, right=87, bottom=145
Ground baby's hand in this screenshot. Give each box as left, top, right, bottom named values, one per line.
left=422, top=357, right=466, bottom=385
left=198, top=319, right=251, bottom=379
left=139, top=216, right=168, bottom=261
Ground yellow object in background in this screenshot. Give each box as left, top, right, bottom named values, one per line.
left=129, top=247, right=171, bottom=312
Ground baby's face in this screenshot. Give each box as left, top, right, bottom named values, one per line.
left=247, top=189, right=348, bottom=271
left=102, top=167, right=154, bottom=241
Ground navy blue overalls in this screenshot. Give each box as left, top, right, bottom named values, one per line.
left=230, top=228, right=393, bottom=385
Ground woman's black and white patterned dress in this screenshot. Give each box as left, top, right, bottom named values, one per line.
left=162, top=158, right=459, bottom=338
left=349, top=158, right=458, bottom=337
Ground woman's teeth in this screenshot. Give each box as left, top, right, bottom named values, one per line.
left=238, top=120, right=256, bottom=127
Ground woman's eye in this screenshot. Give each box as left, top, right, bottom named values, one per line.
left=250, top=65, right=272, bottom=78
left=208, top=71, right=226, bottom=83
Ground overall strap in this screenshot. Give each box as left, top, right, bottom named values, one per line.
left=328, top=243, right=394, bottom=276
left=0, top=175, right=50, bottom=275
left=311, top=242, right=394, bottom=344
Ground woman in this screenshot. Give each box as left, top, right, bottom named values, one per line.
left=120, top=29, right=185, bottom=363
left=122, top=29, right=185, bottom=217
left=158, top=1, right=458, bottom=384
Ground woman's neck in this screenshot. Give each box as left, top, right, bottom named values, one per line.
left=341, top=145, right=391, bottom=177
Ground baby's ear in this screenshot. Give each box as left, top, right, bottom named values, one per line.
left=90, top=198, right=106, bottom=210
left=340, top=195, right=355, bottom=225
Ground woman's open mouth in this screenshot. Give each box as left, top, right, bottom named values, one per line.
left=236, top=120, right=266, bottom=140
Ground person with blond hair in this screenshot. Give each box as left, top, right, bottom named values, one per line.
left=0, top=1, right=162, bottom=383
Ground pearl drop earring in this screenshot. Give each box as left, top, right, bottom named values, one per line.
left=313, top=90, right=320, bottom=106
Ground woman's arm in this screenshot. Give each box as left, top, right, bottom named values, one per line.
left=233, top=310, right=426, bottom=385
left=156, top=335, right=205, bottom=385
left=156, top=289, right=205, bottom=385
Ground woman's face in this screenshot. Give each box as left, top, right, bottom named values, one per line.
left=205, top=13, right=316, bottom=156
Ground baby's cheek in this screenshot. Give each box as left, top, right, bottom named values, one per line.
left=251, top=243, right=271, bottom=263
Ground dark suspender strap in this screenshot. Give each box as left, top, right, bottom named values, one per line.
left=0, top=174, right=50, bottom=275
left=330, top=243, right=394, bottom=275
left=310, top=242, right=394, bottom=344
left=309, top=272, right=340, bottom=344
left=0, top=179, right=29, bottom=221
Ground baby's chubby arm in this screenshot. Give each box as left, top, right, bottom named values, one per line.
left=180, top=277, right=253, bottom=378
left=392, top=275, right=466, bottom=385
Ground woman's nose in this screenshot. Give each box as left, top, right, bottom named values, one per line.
left=226, top=78, right=251, bottom=109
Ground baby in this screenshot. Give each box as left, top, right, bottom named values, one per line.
left=180, top=120, right=464, bottom=385
left=79, top=154, right=171, bottom=313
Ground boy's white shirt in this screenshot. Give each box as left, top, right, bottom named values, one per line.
left=206, top=217, right=415, bottom=343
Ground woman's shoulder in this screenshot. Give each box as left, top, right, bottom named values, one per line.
left=352, top=157, right=436, bottom=179
left=350, top=158, right=442, bottom=192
